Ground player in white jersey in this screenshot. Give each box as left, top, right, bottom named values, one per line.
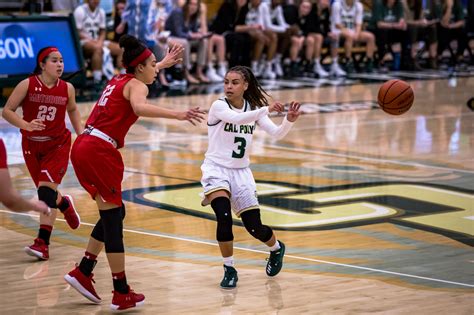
left=331, top=0, right=375, bottom=73
left=200, top=66, right=301, bottom=288
left=74, top=0, right=123, bottom=83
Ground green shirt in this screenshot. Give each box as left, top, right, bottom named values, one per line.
left=370, top=0, right=404, bottom=29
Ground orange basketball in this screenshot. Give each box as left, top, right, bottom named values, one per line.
left=377, top=79, right=414, bottom=115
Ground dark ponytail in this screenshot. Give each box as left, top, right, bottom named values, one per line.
left=228, top=66, right=269, bottom=109
left=119, top=35, right=148, bottom=73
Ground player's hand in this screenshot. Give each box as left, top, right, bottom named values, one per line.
left=268, top=102, right=284, bottom=113
left=286, top=101, right=301, bottom=122
left=158, top=45, right=184, bottom=70
left=178, top=107, right=206, bottom=125
left=31, top=200, right=51, bottom=216
left=25, top=119, right=46, bottom=132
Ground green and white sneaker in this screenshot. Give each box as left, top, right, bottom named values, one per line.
left=220, top=265, right=238, bottom=289
left=266, top=241, right=285, bottom=277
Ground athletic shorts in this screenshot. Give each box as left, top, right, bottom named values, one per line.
left=201, top=159, right=259, bottom=216
left=22, top=131, right=71, bottom=187
left=0, top=139, right=7, bottom=169
left=71, top=134, right=123, bottom=206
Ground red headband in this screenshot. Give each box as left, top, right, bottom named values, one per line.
left=37, top=47, right=59, bottom=64
left=126, top=48, right=153, bottom=68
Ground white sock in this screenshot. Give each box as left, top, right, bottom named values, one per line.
left=314, top=58, right=321, bottom=65
left=223, top=256, right=234, bottom=267
left=218, top=61, right=226, bottom=68
left=269, top=240, right=281, bottom=252
left=332, top=56, right=338, bottom=64
left=208, top=62, right=214, bottom=69
left=93, top=70, right=102, bottom=82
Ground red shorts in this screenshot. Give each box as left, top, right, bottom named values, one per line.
left=0, top=139, right=7, bottom=169
left=71, top=134, right=124, bottom=206
left=22, top=131, right=71, bottom=187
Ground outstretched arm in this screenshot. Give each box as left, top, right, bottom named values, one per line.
left=66, top=82, right=84, bottom=135
left=257, top=102, right=301, bottom=139
left=129, top=80, right=205, bottom=125
left=210, top=101, right=284, bottom=125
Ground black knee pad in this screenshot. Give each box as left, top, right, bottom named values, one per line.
left=211, top=197, right=234, bottom=242
left=37, top=186, right=58, bottom=208
left=90, top=218, right=104, bottom=242
left=99, top=207, right=124, bottom=253
left=241, top=209, right=273, bottom=243
left=121, top=203, right=126, bottom=220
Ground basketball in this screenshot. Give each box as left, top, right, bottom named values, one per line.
left=377, top=79, right=414, bottom=115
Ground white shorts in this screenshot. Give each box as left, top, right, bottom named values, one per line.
left=201, top=159, right=259, bottom=216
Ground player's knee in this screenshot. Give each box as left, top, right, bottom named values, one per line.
left=37, top=186, right=58, bottom=208
left=90, top=218, right=104, bottom=242
left=211, top=197, right=234, bottom=242
left=241, top=209, right=273, bottom=243
left=99, top=207, right=124, bottom=253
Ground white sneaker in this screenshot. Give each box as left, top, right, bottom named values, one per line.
left=252, top=61, right=261, bottom=76
left=274, top=61, right=284, bottom=77
left=262, top=65, right=276, bottom=80
left=206, top=67, right=223, bottom=83
left=330, top=63, right=347, bottom=77
left=314, top=63, right=329, bottom=78
left=217, top=65, right=227, bottom=78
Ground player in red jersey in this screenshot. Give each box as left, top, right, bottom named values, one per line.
left=0, top=138, right=50, bottom=215
left=2, top=47, right=83, bottom=261
left=64, top=35, right=205, bottom=311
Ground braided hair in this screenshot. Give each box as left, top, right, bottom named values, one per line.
left=119, top=35, right=148, bottom=74
left=228, top=66, right=269, bottom=109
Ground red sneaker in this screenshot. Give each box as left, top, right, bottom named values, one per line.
left=64, top=266, right=101, bottom=304
left=62, top=195, right=81, bottom=229
left=110, top=286, right=145, bottom=311
left=24, top=238, right=49, bottom=260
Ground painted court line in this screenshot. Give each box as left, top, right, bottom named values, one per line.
left=1, top=210, right=473, bottom=288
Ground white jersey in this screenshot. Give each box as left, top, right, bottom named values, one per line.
left=74, top=3, right=106, bottom=40
left=205, top=97, right=294, bottom=169
left=331, top=0, right=363, bottom=32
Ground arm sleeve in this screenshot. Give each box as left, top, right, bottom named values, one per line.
left=331, top=2, right=342, bottom=27
left=257, top=115, right=294, bottom=139
left=121, top=2, right=131, bottom=25
left=276, top=6, right=289, bottom=29
left=99, top=9, right=106, bottom=29
left=355, top=3, right=364, bottom=25
left=210, top=101, right=270, bottom=125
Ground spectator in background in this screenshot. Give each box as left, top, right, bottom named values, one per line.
left=370, top=0, right=407, bottom=71
left=52, top=0, right=79, bottom=12
left=116, top=0, right=171, bottom=87
left=210, top=0, right=252, bottom=68
left=404, top=0, right=441, bottom=70
left=331, top=0, right=376, bottom=73
left=166, top=0, right=211, bottom=84
left=437, top=0, right=467, bottom=67
left=244, top=0, right=278, bottom=79
left=261, top=0, right=293, bottom=77
left=113, top=0, right=128, bottom=42
left=74, top=0, right=124, bottom=85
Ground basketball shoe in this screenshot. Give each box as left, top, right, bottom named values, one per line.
left=64, top=266, right=101, bottom=304
left=110, top=286, right=145, bottom=311
left=62, top=195, right=81, bottom=229
left=24, top=238, right=49, bottom=260
left=266, top=241, right=285, bottom=277
left=220, top=265, right=238, bottom=289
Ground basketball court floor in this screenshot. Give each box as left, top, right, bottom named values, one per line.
left=0, top=74, right=473, bottom=314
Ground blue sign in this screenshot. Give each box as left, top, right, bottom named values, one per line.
left=0, top=19, right=81, bottom=76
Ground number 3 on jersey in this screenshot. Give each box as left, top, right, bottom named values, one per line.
left=37, top=105, right=57, bottom=121
left=232, top=137, right=247, bottom=158
left=98, top=85, right=116, bottom=106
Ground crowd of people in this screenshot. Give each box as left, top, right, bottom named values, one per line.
left=66, top=0, right=473, bottom=87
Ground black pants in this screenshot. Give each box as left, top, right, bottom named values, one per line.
left=437, top=25, right=468, bottom=60
left=224, top=32, right=251, bottom=67
left=373, top=28, right=407, bottom=61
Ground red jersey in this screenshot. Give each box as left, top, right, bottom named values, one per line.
left=0, top=138, right=7, bottom=169
left=21, top=76, right=69, bottom=138
left=85, top=74, right=139, bottom=149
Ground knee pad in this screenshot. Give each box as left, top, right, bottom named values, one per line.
left=121, top=203, right=126, bottom=220
left=90, top=218, right=104, bottom=242
left=99, top=207, right=124, bottom=253
left=241, top=209, right=273, bottom=243
left=211, top=197, right=234, bottom=242
left=37, top=186, right=58, bottom=208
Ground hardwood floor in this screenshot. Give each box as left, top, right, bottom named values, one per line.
left=1, top=77, right=473, bottom=314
